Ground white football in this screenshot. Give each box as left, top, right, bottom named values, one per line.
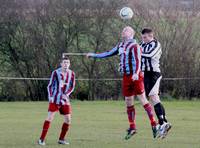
left=119, top=7, right=133, bottom=20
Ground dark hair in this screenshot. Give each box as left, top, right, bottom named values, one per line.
left=141, top=28, right=153, bottom=34
left=61, top=54, right=70, bottom=61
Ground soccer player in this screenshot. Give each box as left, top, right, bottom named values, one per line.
left=87, top=26, right=158, bottom=139
left=38, top=56, right=75, bottom=146
left=140, top=28, right=172, bottom=138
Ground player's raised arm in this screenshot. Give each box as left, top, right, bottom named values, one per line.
left=87, top=45, right=119, bottom=58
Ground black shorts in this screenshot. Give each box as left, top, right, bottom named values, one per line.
left=144, top=71, right=162, bottom=96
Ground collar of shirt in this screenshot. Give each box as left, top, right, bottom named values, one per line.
left=126, top=38, right=136, bottom=43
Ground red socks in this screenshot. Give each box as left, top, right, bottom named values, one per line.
left=143, top=103, right=157, bottom=127
left=59, top=123, right=70, bottom=140
left=127, top=105, right=136, bottom=129
left=40, top=120, right=50, bottom=141
left=40, top=121, right=69, bottom=141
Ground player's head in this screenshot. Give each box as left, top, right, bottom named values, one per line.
left=61, top=55, right=70, bottom=71
left=141, top=28, right=154, bottom=43
left=121, top=26, right=135, bottom=41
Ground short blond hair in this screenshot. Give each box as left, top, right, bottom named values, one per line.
left=122, top=26, right=135, bottom=40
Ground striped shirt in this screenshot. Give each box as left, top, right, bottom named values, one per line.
left=91, top=39, right=141, bottom=75
left=47, top=68, right=75, bottom=105
left=140, top=39, right=162, bottom=72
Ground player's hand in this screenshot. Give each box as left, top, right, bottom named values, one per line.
left=62, top=94, right=69, bottom=102
left=49, top=97, right=54, bottom=103
left=61, top=94, right=70, bottom=105
left=86, top=53, right=95, bottom=58
left=132, top=73, right=139, bottom=81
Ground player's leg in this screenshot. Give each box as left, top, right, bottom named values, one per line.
left=137, top=92, right=158, bottom=138
left=150, top=94, right=172, bottom=138
left=146, top=72, right=171, bottom=138
left=125, top=96, right=137, bottom=140
left=150, top=95, right=165, bottom=124
left=138, top=92, right=157, bottom=127
left=122, top=74, right=137, bottom=140
left=126, top=96, right=136, bottom=130
left=146, top=73, right=166, bottom=125
left=38, top=111, right=56, bottom=145
left=58, top=105, right=71, bottom=145
left=38, top=103, right=57, bottom=145
left=135, top=73, right=158, bottom=138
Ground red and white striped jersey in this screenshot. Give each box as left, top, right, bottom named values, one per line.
left=47, top=68, right=75, bottom=105
left=90, top=39, right=141, bottom=75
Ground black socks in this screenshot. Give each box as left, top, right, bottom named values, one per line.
left=154, top=103, right=167, bottom=125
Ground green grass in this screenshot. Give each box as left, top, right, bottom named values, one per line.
left=0, top=101, right=200, bottom=148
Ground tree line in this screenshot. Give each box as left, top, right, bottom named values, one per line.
left=0, top=0, right=199, bottom=101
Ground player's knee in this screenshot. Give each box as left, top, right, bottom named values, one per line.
left=64, top=114, right=71, bottom=124
left=149, top=95, right=160, bottom=105
left=138, top=92, right=149, bottom=106
left=46, top=112, right=55, bottom=122
left=46, top=116, right=54, bottom=122
left=125, top=96, right=134, bottom=106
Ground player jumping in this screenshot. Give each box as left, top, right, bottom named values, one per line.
left=140, top=28, right=172, bottom=138
left=38, top=56, right=75, bottom=145
left=87, top=26, right=158, bottom=139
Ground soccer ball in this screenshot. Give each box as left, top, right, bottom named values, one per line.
left=119, top=7, right=133, bottom=20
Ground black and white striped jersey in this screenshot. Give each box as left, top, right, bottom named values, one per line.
left=140, top=39, right=162, bottom=72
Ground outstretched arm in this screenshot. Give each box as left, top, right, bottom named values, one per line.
left=87, top=45, right=119, bottom=58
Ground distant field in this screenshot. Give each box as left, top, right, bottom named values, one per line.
left=0, top=101, right=200, bottom=148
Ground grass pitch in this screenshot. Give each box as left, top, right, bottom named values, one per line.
left=0, top=100, right=200, bottom=148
